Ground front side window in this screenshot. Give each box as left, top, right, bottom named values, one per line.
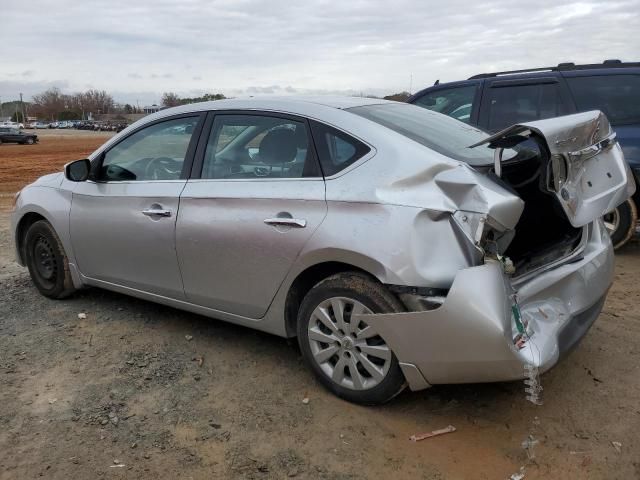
left=98, top=116, right=199, bottom=181
left=310, top=121, right=371, bottom=176
left=201, top=114, right=320, bottom=179
left=566, top=74, right=640, bottom=125
left=413, top=85, right=477, bottom=124
left=486, top=83, right=567, bottom=131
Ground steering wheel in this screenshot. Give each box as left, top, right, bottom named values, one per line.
left=144, top=157, right=181, bottom=180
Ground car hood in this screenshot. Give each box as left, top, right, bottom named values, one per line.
left=29, top=172, right=64, bottom=188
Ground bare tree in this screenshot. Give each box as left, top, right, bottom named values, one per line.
left=161, top=92, right=182, bottom=107
left=31, top=87, right=66, bottom=120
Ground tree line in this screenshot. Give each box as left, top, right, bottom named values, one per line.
left=28, top=87, right=117, bottom=121
left=12, top=87, right=410, bottom=122
left=161, top=92, right=226, bottom=107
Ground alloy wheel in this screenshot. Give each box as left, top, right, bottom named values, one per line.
left=307, top=297, right=392, bottom=391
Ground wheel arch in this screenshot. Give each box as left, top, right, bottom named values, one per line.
left=283, top=259, right=390, bottom=338
left=15, top=211, right=48, bottom=264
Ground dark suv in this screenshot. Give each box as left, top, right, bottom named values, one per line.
left=408, top=60, right=640, bottom=249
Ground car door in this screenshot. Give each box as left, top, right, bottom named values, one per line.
left=70, top=114, right=205, bottom=298
left=8, top=129, right=22, bottom=142
left=478, top=76, right=573, bottom=132
left=176, top=111, right=327, bottom=318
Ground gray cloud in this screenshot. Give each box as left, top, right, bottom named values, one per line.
left=1, top=0, right=639, bottom=104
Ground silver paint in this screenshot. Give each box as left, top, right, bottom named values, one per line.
left=11, top=98, right=632, bottom=390
left=471, top=110, right=636, bottom=227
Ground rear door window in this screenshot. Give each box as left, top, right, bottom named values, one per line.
left=413, top=85, right=477, bottom=123
left=485, top=81, right=568, bottom=131
left=201, top=114, right=321, bottom=179
left=565, top=74, right=640, bottom=125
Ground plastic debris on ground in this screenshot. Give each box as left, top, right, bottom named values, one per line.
left=409, top=425, right=456, bottom=442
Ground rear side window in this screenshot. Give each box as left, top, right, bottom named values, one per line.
left=413, top=85, right=477, bottom=123
left=348, top=103, right=498, bottom=166
left=486, top=83, right=567, bottom=131
left=566, top=75, right=640, bottom=125
left=310, top=121, right=371, bottom=176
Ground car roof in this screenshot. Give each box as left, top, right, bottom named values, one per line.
left=468, top=60, right=640, bottom=79
left=408, top=60, right=640, bottom=102
left=143, top=96, right=395, bottom=121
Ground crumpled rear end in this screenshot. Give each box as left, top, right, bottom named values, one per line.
left=356, top=220, right=613, bottom=389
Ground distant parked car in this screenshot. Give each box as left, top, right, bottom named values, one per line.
left=0, top=127, right=38, bottom=144
left=34, top=122, right=49, bottom=129
left=408, top=59, right=640, bottom=249
left=0, top=121, right=24, bottom=129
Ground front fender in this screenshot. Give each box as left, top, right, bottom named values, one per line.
left=11, top=186, right=82, bottom=287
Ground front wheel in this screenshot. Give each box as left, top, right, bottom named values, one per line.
left=24, top=220, right=76, bottom=299
left=297, top=272, right=406, bottom=405
left=25, top=137, right=35, bottom=145
left=603, top=198, right=637, bottom=249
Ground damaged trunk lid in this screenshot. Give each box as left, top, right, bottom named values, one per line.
left=471, top=110, right=635, bottom=227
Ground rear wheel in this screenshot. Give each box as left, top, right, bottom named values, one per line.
left=297, top=272, right=406, bottom=404
left=24, top=220, right=76, bottom=298
left=603, top=198, right=637, bottom=249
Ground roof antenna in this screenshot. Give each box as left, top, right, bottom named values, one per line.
left=434, top=79, right=440, bottom=86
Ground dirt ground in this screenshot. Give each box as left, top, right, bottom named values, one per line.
left=1, top=134, right=639, bottom=479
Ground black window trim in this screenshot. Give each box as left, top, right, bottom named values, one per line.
left=89, top=112, right=206, bottom=183
left=189, top=109, right=323, bottom=181
left=489, top=77, right=560, bottom=88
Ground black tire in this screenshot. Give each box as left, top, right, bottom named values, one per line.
left=25, top=137, right=34, bottom=145
left=604, top=198, right=637, bottom=249
left=297, top=272, right=406, bottom=405
left=24, top=220, right=76, bottom=299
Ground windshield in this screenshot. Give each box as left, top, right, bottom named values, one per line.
left=347, top=103, right=496, bottom=166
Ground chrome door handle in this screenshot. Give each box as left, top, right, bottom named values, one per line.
left=264, top=217, right=306, bottom=228
left=142, top=208, right=172, bottom=217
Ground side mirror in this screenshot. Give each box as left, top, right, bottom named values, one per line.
left=64, top=158, right=91, bottom=182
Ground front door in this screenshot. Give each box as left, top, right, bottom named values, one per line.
left=177, top=112, right=327, bottom=318
left=70, top=114, right=204, bottom=298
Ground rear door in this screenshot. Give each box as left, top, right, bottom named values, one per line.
left=478, top=76, right=573, bottom=132
left=176, top=111, right=327, bottom=318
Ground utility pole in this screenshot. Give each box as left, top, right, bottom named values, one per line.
left=0, top=96, right=3, bottom=118
left=20, top=92, right=26, bottom=123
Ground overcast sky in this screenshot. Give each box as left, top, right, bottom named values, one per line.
left=1, top=0, right=639, bottom=105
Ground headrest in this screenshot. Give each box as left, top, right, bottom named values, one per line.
left=259, top=128, right=298, bottom=165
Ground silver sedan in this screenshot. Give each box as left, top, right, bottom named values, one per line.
left=11, top=97, right=634, bottom=404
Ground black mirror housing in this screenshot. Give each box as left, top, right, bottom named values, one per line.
left=64, top=158, right=91, bottom=182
